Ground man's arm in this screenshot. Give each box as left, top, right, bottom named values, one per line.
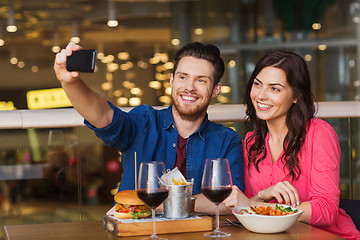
left=194, top=193, right=232, bottom=215
left=54, top=42, right=113, bottom=128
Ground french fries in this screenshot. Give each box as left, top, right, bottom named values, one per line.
left=171, top=177, right=187, bottom=185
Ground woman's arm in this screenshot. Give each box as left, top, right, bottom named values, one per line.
left=305, top=120, right=341, bottom=226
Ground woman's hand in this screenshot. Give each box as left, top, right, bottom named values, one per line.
left=257, top=181, right=300, bottom=207
left=223, top=185, right=251, bottom=209
left=54, top=41, right=82, bottom=84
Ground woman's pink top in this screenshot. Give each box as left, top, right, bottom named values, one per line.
left=243, top=118, right=360, bottom=240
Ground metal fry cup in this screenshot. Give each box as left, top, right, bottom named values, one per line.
left=163, top=182, right=193, bottom=219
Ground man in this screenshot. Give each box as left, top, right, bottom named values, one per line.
left=54, top=41, right=244, bottom=214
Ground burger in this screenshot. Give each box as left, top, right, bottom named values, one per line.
left=114, top=190, right=151, bottom=219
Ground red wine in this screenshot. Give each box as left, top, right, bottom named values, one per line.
left=202, top=186, right=232, bottom=204
left=137, top=189, right=169, bottom=209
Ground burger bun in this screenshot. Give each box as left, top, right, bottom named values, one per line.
left=114, top=190, right=143, bottom=205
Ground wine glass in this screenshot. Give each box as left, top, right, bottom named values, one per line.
left=201, top=158, right=233, bottom=238
left=137, top=161, right=169, bottom=240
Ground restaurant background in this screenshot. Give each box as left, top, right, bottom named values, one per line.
left=0, top=0, right=359, bottom=238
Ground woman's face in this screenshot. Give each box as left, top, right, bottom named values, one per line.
left=250, top=66, right=297, bottom=124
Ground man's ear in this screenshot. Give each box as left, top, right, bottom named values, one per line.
left=211, top=82, right=221, bottom=98
left=170, top=73, right=174, bottom=87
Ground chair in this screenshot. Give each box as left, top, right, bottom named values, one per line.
left=339, top=199, right=360, bottom=230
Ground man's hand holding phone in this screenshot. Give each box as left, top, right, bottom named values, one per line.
left=66, top=49, right=97, bottom=73
left=54, top=42, right=96, bottom=85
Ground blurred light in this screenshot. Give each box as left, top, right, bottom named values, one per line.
left=164, top=62, right=174, bottom=70
left=165, top=87, right=171, bottom=95
left=17, top=61, right=25, bottom=68
left=102, top=55, right=114, bottom=63
left=149, top=57, right=160, bottom=65
left=130, top=87, right=142, bottom=95
left=118, top=52, right=129, bottom=60
left=107, top=55, right=115, bottom=62
left=163, top=82, right=170, bottom=88
left=221, top=86, right=231, bottom=94
left=107, top=0, right=118, bottom=27
left=156, top=73, right=167, bottom=81
left=31, top=65, right=39, bottom=73
left=71, top=37, right=80, bottom=43
left=0, top=101, right=16, bottom=110
left=228, top=60, right=236, bottom=68
left=349, top=59, right=355, bottom=68
left=10, top=57, right=18, bottom=65
left=26, top=88, right=72, bottom=109
left=194, top=28, right=204, bottom=35
left=97, top=52, right=105, bottom=59
left=101, top=82, right=112, bottom=91
left=156, top=65, right=165, bottom=72
left=117, top=97, right=128, bottom=105
left=318, top=45, right=327, bottom=51
left=353, top=16, right=360, bottom=23
left=137, top=60, right=148, bottom=69
left=312, top=23, right=321, bottom=30
left=0, top=39, right=5, bottom=46
left=120, top=63, right=130, bottom=70
left=106, top=72, right=113, bottom=81
left=171, top=39, right=180, bottom=46
left=6, top=25, right=17, bottom=32
left=304, top=54, right=312, bottom=62
left=159, top=95, right=171, bottom=105
left=126, top=61, right=133, bottom=68
left=129, top=97, right=141, bottom=106
left=122, top=80, right=135, bottom=89
left=107, top=20, right=118, bottom=27
left=216, top=95, right=229, bottom=103
left=160, top=53, right=168, bottom=63
left=354, top=80, right=360, bottom=87
left=107, top=63, right=119, bottom=72
left=149, top=81, right=162, bottom=89
left=113, top=89, right=122, bottom=97
left=52, top=46, right=61, bottom=53
left=7, top=6, right=17, bottom=33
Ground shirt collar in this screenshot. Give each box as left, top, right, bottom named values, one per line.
left=164, top=105, right=209, bottom=141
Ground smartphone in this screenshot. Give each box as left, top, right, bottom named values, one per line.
left=66, top=49, right=97, bottom=72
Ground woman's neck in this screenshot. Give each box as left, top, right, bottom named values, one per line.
left=266, top=119, right=288, bottom=147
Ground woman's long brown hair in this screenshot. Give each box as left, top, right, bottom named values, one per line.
left=244, top=50, right=317, bottom=180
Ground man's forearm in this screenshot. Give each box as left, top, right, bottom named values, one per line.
left=193, top=193, right=232, bottom=215
left=61, top=79, right=113, bottom=128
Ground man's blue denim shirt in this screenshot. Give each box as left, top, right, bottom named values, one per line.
left=84, top=102, right=245, bottom=195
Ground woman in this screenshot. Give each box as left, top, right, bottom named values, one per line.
left=223, top=50, right=360, bottom=239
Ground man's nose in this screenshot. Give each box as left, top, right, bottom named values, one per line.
left=184, top=78, right=196, bottom=91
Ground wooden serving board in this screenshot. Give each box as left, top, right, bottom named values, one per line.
left=103, top=214, right=213, bottom=237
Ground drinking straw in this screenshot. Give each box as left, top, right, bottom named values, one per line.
left=134, top=152, right=137, bottom=190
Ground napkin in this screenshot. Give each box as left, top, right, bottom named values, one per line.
left=161, top=167, right=189, bottom=185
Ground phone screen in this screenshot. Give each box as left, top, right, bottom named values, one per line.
left=66, top=50, right=97, bottom=72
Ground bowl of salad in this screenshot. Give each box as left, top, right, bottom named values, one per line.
left=232, top=204, right=303, bottom=234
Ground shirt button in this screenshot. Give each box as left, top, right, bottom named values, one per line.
left=173, top=143, right=176, bottom=147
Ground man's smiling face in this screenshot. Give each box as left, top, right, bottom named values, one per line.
left=170, top=56, right=220, bottom=121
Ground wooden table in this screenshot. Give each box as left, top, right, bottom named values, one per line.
left=4, top=216, right=343, bottom=240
